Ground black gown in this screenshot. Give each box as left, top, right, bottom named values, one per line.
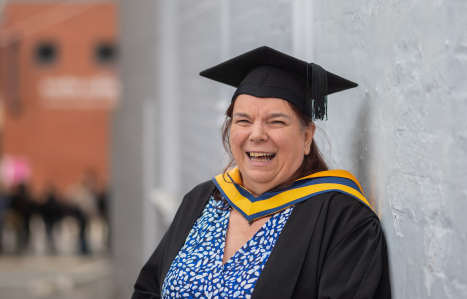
left=132, top=181, right=392, bottom=299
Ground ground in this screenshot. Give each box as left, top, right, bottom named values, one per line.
left=0, top=215, right=119, bottom=299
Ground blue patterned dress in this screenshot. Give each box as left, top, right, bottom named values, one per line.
left=161, top=196, right=294, bottom=299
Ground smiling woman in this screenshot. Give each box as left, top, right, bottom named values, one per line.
left=131, top=46, right=391, bottom=299
left=229, top=95, right=314, bottom=196
left=227, top=95, right=316, bottom=195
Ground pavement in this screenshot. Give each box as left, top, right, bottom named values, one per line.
left=0, top=215, right=120, bottom=299
left=0, top=255, right=119, bottom=299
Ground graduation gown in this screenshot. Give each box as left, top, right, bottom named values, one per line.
left=132, top=181, right=392, bottom=299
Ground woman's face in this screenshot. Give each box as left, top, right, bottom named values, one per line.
left=230, top=94, right=315, bottom=196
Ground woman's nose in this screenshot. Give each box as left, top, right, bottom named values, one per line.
left=249, top=122, right=268, bottom=142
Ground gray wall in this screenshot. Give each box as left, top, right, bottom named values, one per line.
left=313, top=1, right=467, bottom=298
left=112, top=1, right=160, bottom=297
left=113, top=0, right=467, bottom=297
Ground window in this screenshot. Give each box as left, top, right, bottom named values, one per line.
left=95, top=43, right=117, bottom=64
left=35, top=42, right=57, bottom=64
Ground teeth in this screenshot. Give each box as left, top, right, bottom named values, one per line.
left=249, top=152, right=276, bottom=162
left=251, top=158, right=270, bottom=162
left=249, top=152, right=275, bottom=157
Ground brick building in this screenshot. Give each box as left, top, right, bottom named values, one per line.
left=0, top=1, right=118, bottom=197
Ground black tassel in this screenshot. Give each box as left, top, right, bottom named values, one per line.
left=306, top=63, right=328, bottom=120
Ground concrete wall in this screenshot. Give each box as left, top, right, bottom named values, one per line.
left=112, top=1, right=160, bottom=297
left=114, top=0, right=467, bottom=297
left=314, top=1, right=467, bottom=298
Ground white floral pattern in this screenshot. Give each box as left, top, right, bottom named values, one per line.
left=161, top=196, right=293, bottom=299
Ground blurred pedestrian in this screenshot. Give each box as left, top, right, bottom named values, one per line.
left=40, top=185, right=63, bottom=254
left=97, top=186, right=110, bottom=250
left=9, top=183, right=33, bottom=253
left=0, top=183, right=10, bottom=253
left=66, top=172, right=99, bottom=255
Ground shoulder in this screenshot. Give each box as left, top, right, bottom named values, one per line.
left=290, top=191, right=382, bottom=242
left=317, top=191, right=383, bottom=249
left=323, top=191, right=378, bottom=223
left=293, top=191, right=382, bottom=247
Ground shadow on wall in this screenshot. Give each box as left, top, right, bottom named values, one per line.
left=352, top=91, right=378, bottom=212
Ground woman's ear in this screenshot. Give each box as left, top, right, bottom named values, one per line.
left=304, top=123, right=316, bottom=156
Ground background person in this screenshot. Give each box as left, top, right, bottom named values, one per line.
left=0, top=183, right=10, bottom=253
left=9, top=183, right=34, bottom=254
left=65, top=172, right=99, bottom=255
left=39, top=184, right=63, bottom=254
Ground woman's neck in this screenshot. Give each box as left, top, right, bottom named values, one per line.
left=242, top=181, right=275, bottom=197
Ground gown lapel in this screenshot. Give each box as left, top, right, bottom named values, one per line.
left=251, top=192, right=328, bottom=299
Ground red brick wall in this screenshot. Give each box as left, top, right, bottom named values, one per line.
left=0, top=2, right=117, bottom=198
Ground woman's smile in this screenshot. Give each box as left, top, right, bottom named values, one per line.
left=246, top=151, right=276, bottom=163
left=230, top=94, right=314, bottom=195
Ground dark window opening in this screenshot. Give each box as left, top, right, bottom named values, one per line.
left=35, top=42, right=57, bottom=64
left=95, top=43, right=117, bottom=64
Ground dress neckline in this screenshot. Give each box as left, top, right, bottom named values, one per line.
left=220, top=202, right=290, bottom=266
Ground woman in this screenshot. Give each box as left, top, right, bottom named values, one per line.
left=132, top=46, right=391, bottom=299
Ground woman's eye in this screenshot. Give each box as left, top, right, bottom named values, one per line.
left=237, top=119, right=250, bottom=124
left=271, top=120, right=285, bottom=125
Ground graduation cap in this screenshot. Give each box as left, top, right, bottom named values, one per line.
left=200, top=46, right=358, bottom=120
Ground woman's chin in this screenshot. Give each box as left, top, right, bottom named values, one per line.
left=242, top=172, right=278, bottom=190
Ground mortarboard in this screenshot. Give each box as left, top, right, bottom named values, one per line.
left=200, top=46, right=358, bottom=120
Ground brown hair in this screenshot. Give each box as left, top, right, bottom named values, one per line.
left=213, top=97, right=329, bottom=201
